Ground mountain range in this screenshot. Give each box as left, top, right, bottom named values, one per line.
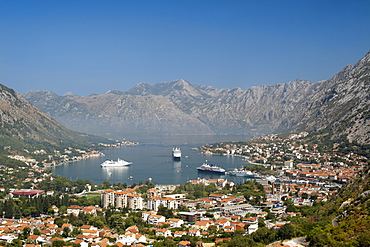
left=22, top=51, right=370, bottom=144
left=0, top=84, right=107, bottom=156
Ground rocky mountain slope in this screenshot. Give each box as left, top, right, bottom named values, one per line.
left=23, top=52, right=370, bottom=143
left=305, top=165, right=370, bottom=246
left=0, top=84, right=106, bottom=155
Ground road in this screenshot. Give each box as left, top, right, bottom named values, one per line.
left=282, top=237, right=309, bottom=247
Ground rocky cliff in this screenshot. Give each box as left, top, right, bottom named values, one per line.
left=23, top=52, right=370, bottom=143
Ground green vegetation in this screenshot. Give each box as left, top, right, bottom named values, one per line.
left=0, top=194, right=71, bottom=218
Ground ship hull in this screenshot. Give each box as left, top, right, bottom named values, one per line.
left=172, top=147, right=182, bottom=161
left=197, top=168, right=225, bottom=174
left=100, top=158, right=132, bottom=167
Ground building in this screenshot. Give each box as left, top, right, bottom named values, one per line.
left=147, top=197, right=179, bottom=211
left=147, top=215, right=166, bottom=225
left=179, top=212, right=201, bottom=223
left=101, top=189, right=143, bottom=210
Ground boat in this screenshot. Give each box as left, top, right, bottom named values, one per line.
left=172, top=147, right=182, bottom=161
left=197, top=161, right=225, bottom=174
left=228, top=168, right=260, bottom=178
left=100, top=158, right=132, bottom=167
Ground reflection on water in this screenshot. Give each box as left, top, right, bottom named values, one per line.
left=52, top=134, right=254, bottom=185
left=101, top=167, right=131, bottom=181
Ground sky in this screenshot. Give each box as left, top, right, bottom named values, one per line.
left=0, top=0, right=369, bottom=96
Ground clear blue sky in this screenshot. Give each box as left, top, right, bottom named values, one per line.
left=1, top=0, right=369, bottom=96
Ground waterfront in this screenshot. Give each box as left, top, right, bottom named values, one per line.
left=52, top=134, right=253, bottom=185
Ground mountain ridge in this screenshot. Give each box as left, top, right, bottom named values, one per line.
left=0, top=84, right=108, bottom=157
left=23, top=51, right=370, bottom=143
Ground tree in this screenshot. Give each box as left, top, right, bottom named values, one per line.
left=54, top=217, right=65, bottom=227
left=227, top=235, right=257, bottom=247
left=277, top=223, right=296, bottom=240
left=62, top=227, right=71, bottom=238
left=52, top=240, right=66, bottom=247
left=59, top=205, right=67, bottom=215
left=33, top=228, right=41, bottom=236
left=102, top=180, right=111, bottom=189
left=301, top=193, right=309, bottom=199
left=251, top=227, right=277, bottom=245
left=11, top=238, right=22, bottom=247
left=71, top=227, right=82, bottom=237
left=157, top=205, right=174, bottom=218
left=205, top=183, right=217, bottom=193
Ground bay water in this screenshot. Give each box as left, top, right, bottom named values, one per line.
left=52, top=134, right=254, bottom=185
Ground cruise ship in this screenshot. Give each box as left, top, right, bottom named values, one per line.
left=172, top=147, right=181, bottom=161
left=228, top=168, right=260, bottom=178
left=197, top=161, right=225, bottom=174
left=100, top=158, right=132, bottom=167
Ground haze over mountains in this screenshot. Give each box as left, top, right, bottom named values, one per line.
left=0, top=84, right=108, bottom=155
left=21, top=51, right=370, bottom=144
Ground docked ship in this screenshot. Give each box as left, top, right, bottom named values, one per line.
left=172, top=147, right=182, bottom=161
left=197, top=161, right=225, bottom=174
left=100, top=158, right=132, bottom=167
left=228, top=168, right=260, bottom=178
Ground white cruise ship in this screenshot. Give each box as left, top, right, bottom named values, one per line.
left=197, top=161, right=226, bottom=174
left=172, top=147, right=181, bottom=161
left=100, top=158, right=132, bottom=167
left=228, top=168, right=260, bottom=178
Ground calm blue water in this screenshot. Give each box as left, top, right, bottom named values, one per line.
left=52, top=134, right=253, bottom=185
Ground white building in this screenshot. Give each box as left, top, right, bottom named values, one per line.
left=147, top=214, right=166, bottom=225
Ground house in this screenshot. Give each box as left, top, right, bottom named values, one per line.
left=230, top=221, right=246, bottom=231
left=188, top=229, right=201, bottom=237
left=126, top=225, right=139, bottom=234
left=67, top=205, right=83, bottom=215
left=214, top=219, right=230, bottom=230
left=155, top=228, right=172, bottom=237
left=257, top=211, right=268, bottom=218
left=248, top=224, right=258, bottom=234
left=81, top=225, right=97, bottom=231
left=178, top=240, right=191, bottom=247
left=82, top=229, right=98, bottom=236
left=147, top=188, right=162, bottom=198
left=198, top=197, right=216, bottom=206
left=194, top=220, right=211, bottom=231
left=135, top=233, right=147, bottom=243
left=173, top=231, right=187, bottom=237
left=51, top=205, right=59, bottom=213
left=28, top=235, right=44, bottom=243
left=61, top=223, right=73, bottom=231
left=82, top=206, right=97, bottom=215
left=167, top=218, right=184, bottom=228
left=142, top=211, right=157, bottom=221
left=116, top=233, right=136, bottom=246
left=147, top=197, right=179, bottom=211
left=147, top=214, right=166, bottom=225
left=209, top=194, right=226, bottom=201
left=243, top=217, right=258, bottom=224
left=271, top=206, right=286, bottom=215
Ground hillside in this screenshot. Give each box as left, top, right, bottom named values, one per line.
left=23, top=52, right=370, bottom=143
left=0, top=84, right=108, bottom=157
left=304, top=165, right=370, bottom=246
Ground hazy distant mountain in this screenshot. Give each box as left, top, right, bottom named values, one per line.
left=23, top=52, right=370, bottom=144
left=0, top=84, right=107, bottom=155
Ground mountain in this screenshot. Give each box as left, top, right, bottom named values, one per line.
left=23, top=52, right=370, bottom=143
left=305, top=165, right=370, bottom=246
left=0, top=84, right=107, bottom=156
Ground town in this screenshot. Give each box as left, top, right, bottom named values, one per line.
left=0, top=132, right=367, bottom=246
